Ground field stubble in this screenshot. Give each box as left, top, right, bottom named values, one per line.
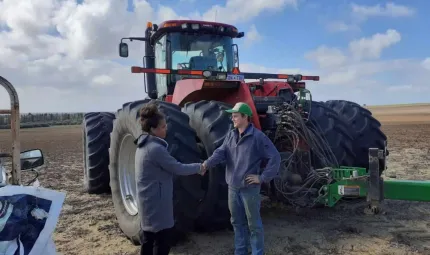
left=0, top=104, right=429, bottom=255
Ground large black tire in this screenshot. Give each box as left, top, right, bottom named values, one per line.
left=307, top=101, right=356, bottom=168
left=108, top=99, right=203, bottom=245
left=82, top=112, right=115, bottom=194
left=325, top=100, right=387, bottom=173
left=182, top=100, right=234, bottom=231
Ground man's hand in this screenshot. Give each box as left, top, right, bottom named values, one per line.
left=245, top=174, right=261, bottom=184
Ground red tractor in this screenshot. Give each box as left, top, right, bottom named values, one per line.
left=82, top=20, right=387, bottom=244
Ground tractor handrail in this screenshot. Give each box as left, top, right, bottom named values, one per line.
left=0, top=76, right=21, bottom=185
left=130, top=66, right=320, bottom=82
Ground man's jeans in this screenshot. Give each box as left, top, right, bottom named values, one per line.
left=228, top=185, right=264, bottom=255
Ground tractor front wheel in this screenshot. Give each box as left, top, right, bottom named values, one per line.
left=108, top=99, right=203, bottom=245
left=182, top=100, right=233, bottom=231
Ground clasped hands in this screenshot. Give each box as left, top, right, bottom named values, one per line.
left=198, top=161, right=208, bottom=176
left=198, top=162, right=260, bottom=184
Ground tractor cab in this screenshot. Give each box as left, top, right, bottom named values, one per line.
left=119, top=20, right=244, bottom=100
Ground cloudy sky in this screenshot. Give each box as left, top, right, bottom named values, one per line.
left=0, top=0, right=429, bottom=113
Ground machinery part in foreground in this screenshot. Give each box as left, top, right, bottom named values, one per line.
left=307, top=101, right=355, bottom=168
left=325, top=100, right=387, bottom=174
left=0, top=76, right=20, bottom=185
left=182, top=100, right=233, bottom=231
left=267, top=102, right=352, bottom=207
left=272, top=151, right=323, bottom=207
left=316, top=147, right=430, bottom=212
left=82, top=112, right=115, bottom=194
left=108, top=99, right=202, bottom=245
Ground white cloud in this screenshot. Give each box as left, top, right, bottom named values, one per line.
left=0, top=0, right=426, bottom=113
left=240, top=63, right=307, bottom=75
left=387, top=84, right=430, bottom=93
left=191, top=0, right=299, bottom=24
left=299, top=29, right=430, bottom=105
left=305, top=30, right=404, bottom=85
left=421, top=58, right=430, bottom=70
left=324, top=2, right=415, bottom=33
left=91, top=75, right=114, bottom=88
left=325, top=21, right=360, bottom=33
left=304, top=46, right=347, bottom=69
left=0, top=0, right=157, bottom=112
left=349, top=29, right=401, bottom=60
left=351, top=2, right=416, bottom=19
left=0, top=0, right=301, bottom=112
left=243, top=24, right=262, bottom=47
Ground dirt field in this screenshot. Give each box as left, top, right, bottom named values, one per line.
left=1, top=104, right=430, bottom=255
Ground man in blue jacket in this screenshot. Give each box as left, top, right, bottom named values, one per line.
left=203, top=102, right=281, bottom=255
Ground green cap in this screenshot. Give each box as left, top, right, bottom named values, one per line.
left=225, top=102, right=253, bottom=116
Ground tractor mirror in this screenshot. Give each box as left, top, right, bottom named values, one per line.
left=232, top=44, right=239, bottom=67
left=20, top=149, right=44, bottom=171
left=119, top=42, right=129, bottom=58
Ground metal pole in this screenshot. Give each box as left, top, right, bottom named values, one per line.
left=0, top=76, right=20, bottom=185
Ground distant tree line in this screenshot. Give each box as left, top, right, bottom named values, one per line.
left=0, top=113, right=87, bottom=129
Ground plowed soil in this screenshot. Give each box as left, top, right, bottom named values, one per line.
left=0, top=104, right=429, bottom=255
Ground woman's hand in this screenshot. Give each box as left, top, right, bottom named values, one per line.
left=198, top=164, right=207, bottom=176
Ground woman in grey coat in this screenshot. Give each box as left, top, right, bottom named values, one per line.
left=135, top=102, right=205, bottom=255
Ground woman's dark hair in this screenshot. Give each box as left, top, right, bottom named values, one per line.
left=140, top=103, right=165, bottom=133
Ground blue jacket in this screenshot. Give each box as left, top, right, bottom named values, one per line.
left=204, top=124, right=281, bottom=188
left=135, top=134, right=201, bottom=232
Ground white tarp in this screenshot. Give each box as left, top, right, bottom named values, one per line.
left=0, top=186, right=66, bottom=255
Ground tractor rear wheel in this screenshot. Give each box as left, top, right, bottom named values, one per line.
left=325, top=100, right=387, bottom=173
left=82, top=112, right=115, bottom=194
left=182, top=100, right=233, bottom=232
left=108, top=99, right=203, bottom=245
left=307, top=101, right=356, bottom=168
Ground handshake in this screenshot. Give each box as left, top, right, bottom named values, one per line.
left=198, top=161, right=208, bottom=176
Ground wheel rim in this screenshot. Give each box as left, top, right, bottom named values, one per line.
left=118, top=133, right=138, bottom=216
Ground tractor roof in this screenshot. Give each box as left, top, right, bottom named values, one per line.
left=150, top=20, right=242, bottom=43
left=158, top=20, right=239, bottom=32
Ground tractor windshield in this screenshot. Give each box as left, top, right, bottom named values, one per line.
left=169, top=32, right=234, bottom=72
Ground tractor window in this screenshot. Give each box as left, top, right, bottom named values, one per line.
left=155, top=35, right=167, bottom=97
left=169, top=32, right=234, bottom=73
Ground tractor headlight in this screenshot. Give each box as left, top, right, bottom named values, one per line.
left=203, top=70, right=212, bottom=78
left=191, top=24, right=200, bottom=30
left=181, top=23, right=188, bottom=29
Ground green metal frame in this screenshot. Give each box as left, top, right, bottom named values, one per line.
left=317, top=166, right=368, bottom=207
left=384, top=180, right=430, bottom=202
left=316, top=147, right=430, bottom=211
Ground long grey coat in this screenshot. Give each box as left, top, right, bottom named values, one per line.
left=135, top=134, right=201, bottom=233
